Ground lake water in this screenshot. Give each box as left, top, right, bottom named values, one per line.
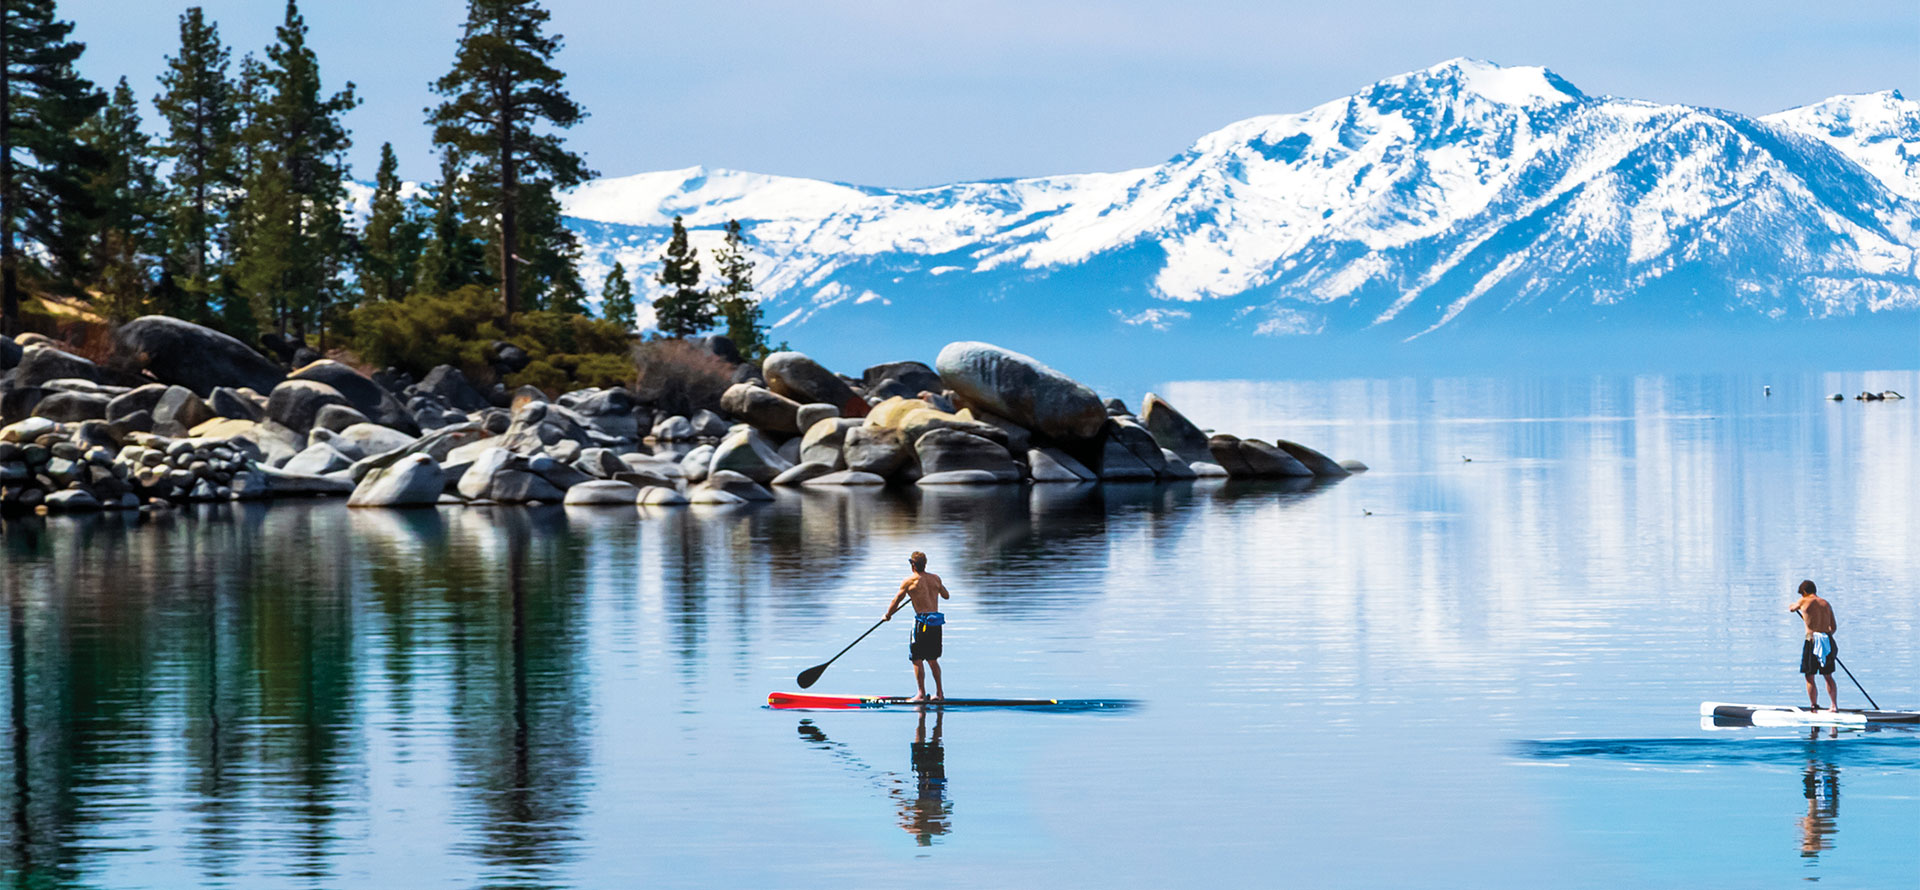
left=1, top=370, right=1915, bottom=889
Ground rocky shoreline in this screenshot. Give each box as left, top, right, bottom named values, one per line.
left=0, top=317, right=1362, bottom=515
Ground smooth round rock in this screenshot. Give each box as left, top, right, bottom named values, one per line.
left=562, top=479, right=642, bottom=505
left=934, top=341, right=1105, bottom=443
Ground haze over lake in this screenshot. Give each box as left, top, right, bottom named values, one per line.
left=2, top=369, right=1914, bottom=888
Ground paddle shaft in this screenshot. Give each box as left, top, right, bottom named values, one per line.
left=1833, top=656, right=1880, bottom=710
left=798, top=598, right=912, bottom=687
left=1795, top=609, right=1878, bottom=710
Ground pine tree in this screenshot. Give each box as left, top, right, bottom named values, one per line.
left=652, top=215, right=711, bottom=337
left=427, top=0, right=592, bottom=324
left=413, top=148, right=487, bottom=294
left=600, top=261, right=632, bottom=326
left=0, top=0, right=104, bottom=335
left=711, top=219, right=772, bottom=359
left=75, top=78, right=160, bottom=321
left=230, top=0, right=357, bottom=340
left=152, top=6, right=237, bottom=305
left=357, top=141, right=424, bottom=302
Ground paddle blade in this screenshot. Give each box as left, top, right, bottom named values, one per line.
left=796, top=664, right=828, bottom=689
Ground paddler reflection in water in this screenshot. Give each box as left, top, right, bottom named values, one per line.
left=884, top=551, right=951, bottom=702
left=1799, top=727, right=1840, bottom=860
left=895, top=708, right=952, bottom=845
left=1789, top=580, right=1840, bottom=711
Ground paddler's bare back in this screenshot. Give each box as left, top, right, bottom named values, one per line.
left=1795, top=594, right=1836, bottom=636
left=900, top=571, right=949, bottom=614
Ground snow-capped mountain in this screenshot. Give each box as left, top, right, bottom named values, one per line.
left=558, top=59, right=1918, bottom=369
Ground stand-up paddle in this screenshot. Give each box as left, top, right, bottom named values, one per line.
left=796, top=599, right=909, bottom=689
left=1833, top=655, right=1879, bottom=710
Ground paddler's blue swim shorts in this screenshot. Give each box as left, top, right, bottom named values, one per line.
left=910, top=612, right=944, bottom=661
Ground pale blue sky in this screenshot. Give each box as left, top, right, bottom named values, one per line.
left=67, top=0, right=1916, bottom=188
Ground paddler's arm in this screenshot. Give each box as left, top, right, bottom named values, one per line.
left=884, top=581, right=911, bottom=621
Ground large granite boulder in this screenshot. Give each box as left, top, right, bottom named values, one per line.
left=497, top=401, right=593, bottom=454
left=290, top=360, right=421, bottom=435
left=314, top=403, right=371, bottom=433
left=266, top=380, right=351, bottom=435
left=914, top=428, right=1019, bottom=480
left=457, top=447, right=565, bottom=503
left=679, top=444, right=715, bottom=483
left=689, top=409, right=730, bottom=438
left=284, top=442, right=355, bottom=476
left=651, top=414, right=695, bottom=441
left=347, top=453, right=445, bottom=507
left=107, top=383, right=168, bottom=421
left=1140, top=394, right=1212, bottom=464
left=152, top=386, right=216, bottom=437
left=1239, top=439, right=1312, bottom=477
left=30, top=391, right=109, bottom=422
left=800, top=417, right=861, bottom=468
left=794, top=403, right=841, bottom=433
left=416, top=365, right=489, bottom=412
left=111, top=316, right=283, bottom=395
left=1028, top=446, right=1096, bottom=482
left=771, top=461, right=837, bottom=486
left=843, top=426, right=910, bottom=478
left=709, top=428, right=793, bottom=484
left=1274, top=439, right=1350, bottom=477
left=861, top=360, right=942, bottom=396
left=700, top=469, right=775, bottom=501
left=562, top=479, right=641, bottom=506
left=14, top=344, right=99, bottom=388
left=719, top=383, right=803, bottom=435
left=934, top=341, right=1105, bottom=443
left=763, top=351, right=868, bottom=417
left=207, top=387, right=264, bottom=422
left=335, top=423, right=416, bottom=458
left=958, top=408, right=1031, bottom=455
left=1107, top=417, right=1169, bottom=476
left=1095, top=436, right=1157, bottom=481
left=1207, top=434, right=1254, bottom=476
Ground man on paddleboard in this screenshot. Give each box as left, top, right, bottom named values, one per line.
left=1789, top=580, right=1840, bottom=711
left=884, top=551, right=951, bottom=701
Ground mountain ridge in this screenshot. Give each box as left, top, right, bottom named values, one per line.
left=544, top=59, right=1917, bottom=371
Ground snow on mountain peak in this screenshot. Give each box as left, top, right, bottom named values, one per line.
left=548, top=59, right=1917, bottom=346
left=1763, top=90, right=1920, bottom=199
left=1406, top=57, right=1584, bottom=107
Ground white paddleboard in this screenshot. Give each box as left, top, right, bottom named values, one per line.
left=1700, top=702, right=1867, bottom=726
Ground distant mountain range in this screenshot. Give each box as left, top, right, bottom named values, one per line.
left=552, top=59, right=1919, bottom=374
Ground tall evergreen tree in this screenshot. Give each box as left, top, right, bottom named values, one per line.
left=427, top=0, right=591, bottom=324
left=75, top=77, right=159, bottom=321
left=152, top=5, right=236, bottom=305
left=599, top=261, right=632, bottom=327
left=711, top=219, right=771, bottom=358
left=0, top=0, right=104, bottom=335
left=652, top=215, right=710, bottom=337
left=413, top=148, right=486, bottom=294
left=230, top=0, right=357, bottom=339
left=357, top=141, right=424, bottom=302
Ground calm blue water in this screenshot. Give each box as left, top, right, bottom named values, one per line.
left=1, top=370, right=1915, bottom=889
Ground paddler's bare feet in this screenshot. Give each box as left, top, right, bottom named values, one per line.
left=908, top=693, right=929, bottom=702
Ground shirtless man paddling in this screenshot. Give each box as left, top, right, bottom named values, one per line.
left=885, top=551, right=951, bottom=702
left=1789, top=579, right=1840, bottom=711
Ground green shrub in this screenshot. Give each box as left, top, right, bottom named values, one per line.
left=349, top=286, right=501, bottom=378
left=349, top=288, right=636, bottom=394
